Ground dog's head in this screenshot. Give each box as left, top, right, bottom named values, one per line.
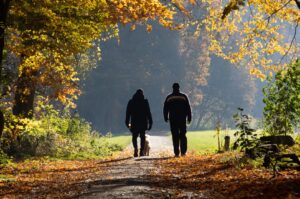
left=145, top=134, right=150, bottom=141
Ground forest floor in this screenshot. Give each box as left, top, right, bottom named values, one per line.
left=0, top=134, right=300, bottom=198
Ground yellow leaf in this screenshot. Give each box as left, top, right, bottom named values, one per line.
left=189, top=0, right=196, bottom=5
left=130, top=24, right=136, bottom=31
left=146, top=24, right=152, bottom=32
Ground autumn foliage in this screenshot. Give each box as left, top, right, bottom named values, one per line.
left=200, top=0, right=300, bottom=79
left=150, top=153, right=300, bottom=198
left=2, top=0, right=190, bottom=111
left=0, top=153, right=299, bottom=198
left=0, top=1, right=300, bottom=197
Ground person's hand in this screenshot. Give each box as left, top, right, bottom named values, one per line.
left=164, top=118, right=168, bottom=123
left=126, top=123, right=130, bottom=129
left=187, top=119, right=191, bottom=124
left=148, top=124, right=152, bottom=131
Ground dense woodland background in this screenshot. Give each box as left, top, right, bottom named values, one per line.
left=77, top=25, right=264, bottom=133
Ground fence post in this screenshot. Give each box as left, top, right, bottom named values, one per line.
left=224, top=135, right=230, bottom=151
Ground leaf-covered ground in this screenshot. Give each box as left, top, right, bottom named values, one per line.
left=0, top=134, right=300, bottom=199
left=150, top=153, right=300, bottom=198
left=0, top=157, right=117, bottom=198
left=0, top=152, right=299, bottom=198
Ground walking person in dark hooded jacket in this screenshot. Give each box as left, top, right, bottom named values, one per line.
left=164, top=83, right=192, bottom=157
left=126, top=89, right=153, bottom=157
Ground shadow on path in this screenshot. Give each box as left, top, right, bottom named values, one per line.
left=97, top=157, right=132, bottom=164
left=134, top=157, right=173, bottom=161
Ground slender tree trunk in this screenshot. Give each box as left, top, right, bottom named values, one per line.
left=0, top=0, right=10, bottom=74
left=0, top=0, right=11, bottom=138
left=196, top=111, right=205, bottom=129
left=0, top=110, right=3, bottom=138
left=13, top=71, right=36, bottom=118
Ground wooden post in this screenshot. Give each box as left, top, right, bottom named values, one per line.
left=224, top=135, right=230, bottom=151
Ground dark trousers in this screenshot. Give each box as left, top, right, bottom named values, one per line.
left=132, top=130, right=145, bottom=152
left=170, top=121, right=187, bottom=156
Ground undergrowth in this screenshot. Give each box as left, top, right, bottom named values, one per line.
left=0, top=102, right=124, bottom=163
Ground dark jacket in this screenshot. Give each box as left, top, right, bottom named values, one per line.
left=126, top=93, right=153, bottom=131
left=163, top=91, right=192, bottom=123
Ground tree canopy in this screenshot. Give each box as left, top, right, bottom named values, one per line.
left=184, top=0, right=300, bottom=79
left=0, top=0, right=192, bottom=116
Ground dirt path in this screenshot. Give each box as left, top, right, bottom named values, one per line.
left=3, top=134, right=297, bottom=198
left=81, top=134, right=205, bottom=198
left=132, top=134, right=174, bottom=156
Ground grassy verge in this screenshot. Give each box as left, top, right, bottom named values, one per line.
left=106, top=134, right=131, bottom=149
left=186, top=130, right=236, bottom=154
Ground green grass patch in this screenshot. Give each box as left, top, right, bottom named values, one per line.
left=106, top=134, right=131, bottom=149
left=186, top=130, right=236, bottom=154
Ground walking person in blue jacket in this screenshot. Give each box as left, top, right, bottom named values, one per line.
left=163, top=83, right=192, bottom=157
left=126, top=89, right=153, bottom=157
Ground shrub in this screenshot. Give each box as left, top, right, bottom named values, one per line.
left=1, top=101, right=124, bottom=159
left=0, top=149, right=11, bottom=165
left=233, top=108, right=258, bottom=152
left=263, top=60, right=300, bottom=135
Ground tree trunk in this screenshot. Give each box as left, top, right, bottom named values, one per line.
left=0, top=110, right=4, bottom=138
left=196, top=112, right=204, bottom=129
left=13, top=72, right=36, bottom=118
left=0, top=0, right=11, bottom=138
left=0, top=0, right=10, bottom=80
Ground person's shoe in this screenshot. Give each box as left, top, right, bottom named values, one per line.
left=174, top=154, right=180, bottom=158
left=181, top=153, right=186, bottom=157
left=134, top=149, right=138, bottom=157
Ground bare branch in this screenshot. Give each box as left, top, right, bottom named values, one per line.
left=280, top=22, right=299, bottom=64
left=266, top=0, right=293, bottom=21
